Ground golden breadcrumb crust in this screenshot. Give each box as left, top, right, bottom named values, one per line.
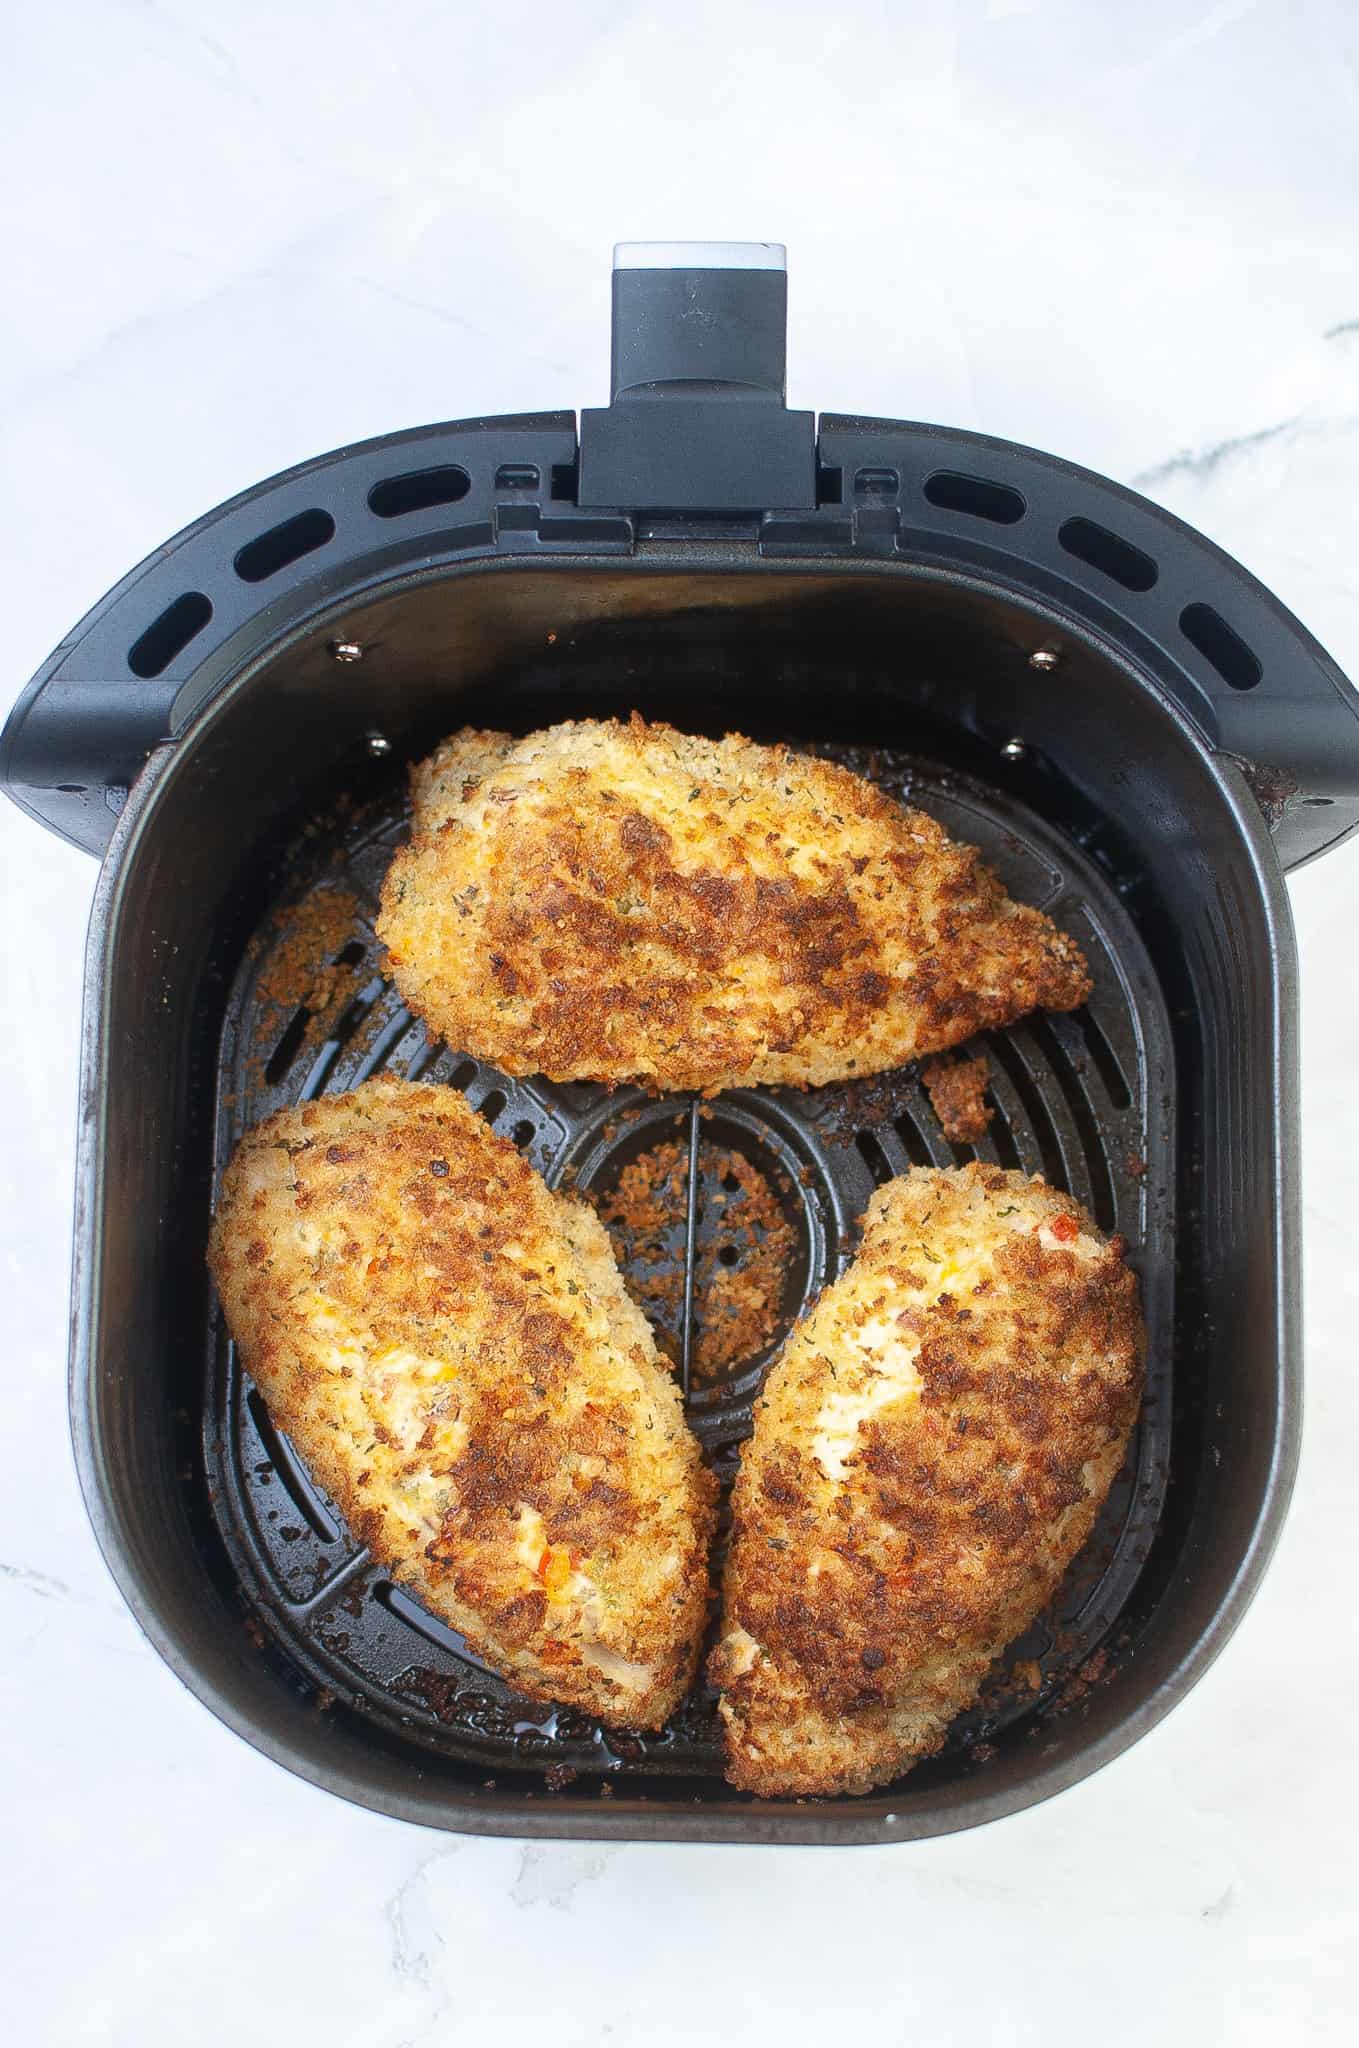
left=710, top=1165, right=1143, bottom=1796
left=208, top=1077, right=715, bottom=1728
left=376, top=717, right=1091, bottom=1091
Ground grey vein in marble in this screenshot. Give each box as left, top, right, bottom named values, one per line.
left=1131, top=416, right=1299, bottom=489
left=511, top=1843, right=618, bottom=1912
left=386, top=1850, right=456, bottom=2046
left=0, top=1559, right=72, bottom=1601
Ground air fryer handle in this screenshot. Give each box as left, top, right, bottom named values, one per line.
left=608, top=242, right=791, bottom=400
left=578, top=243, right=817, bottom=513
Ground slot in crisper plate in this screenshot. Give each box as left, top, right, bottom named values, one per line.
left=202, top=745, right=1174, bottom=1801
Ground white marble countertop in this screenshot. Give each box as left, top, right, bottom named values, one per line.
left=3, top=3, right=1358, bottom=2041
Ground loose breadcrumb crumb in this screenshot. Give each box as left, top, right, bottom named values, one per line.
left=922, top=1054, right=994, bottom=1143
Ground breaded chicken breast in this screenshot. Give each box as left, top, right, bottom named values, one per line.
left=376, top=717, right=1091, bottom=1092
left=209, top=1077, right=715, bottom=1728
left=710, top=1166, right=1143, bottom=1797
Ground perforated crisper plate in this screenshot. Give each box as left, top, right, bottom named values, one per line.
left=204, top=745, right=1174, bottom=1795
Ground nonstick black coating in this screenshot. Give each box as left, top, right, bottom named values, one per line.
left=66, top=559, right=1300, bottom=1842
left=203, top=745, right=1174, bottom=1791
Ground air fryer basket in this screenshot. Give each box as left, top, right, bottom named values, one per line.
left=6, top=247, right=1359, bottom=1842
left=208, top=727, right=1173, bottom=1788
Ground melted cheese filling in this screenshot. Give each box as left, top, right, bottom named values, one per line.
left=296, top=1290, right=470, bottom=1485
left=1037, top=1219, right=1102, bottom=1260
left=810, top=1322, right=924, bottom=1484
left=511, top=1506, right=656, bottom=1695
left=720, top=1625, right=762, bottom=1678
left=512, top=1503, right=595, bottom=1600
left=806, top=1208, right=1104, bottom=1489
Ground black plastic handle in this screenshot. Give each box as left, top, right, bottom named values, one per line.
left=579, top=242, right=816, bottom=513
left=609, top=243, right=790, bottom=399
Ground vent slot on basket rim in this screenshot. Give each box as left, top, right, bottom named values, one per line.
left=1180, top=601, right=1262, bottom=691
left=127, top=591, right=213, bottom=678
left=234, top=508, right=336, bottom=584
left=923, top=470, right=1026, bottom=525
left=1057, top=516, right=1158, bottom=593
left=368, top=465, right=472, bottom=519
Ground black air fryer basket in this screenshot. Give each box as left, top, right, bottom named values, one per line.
left=6, top=244, right=1358, bottom=1844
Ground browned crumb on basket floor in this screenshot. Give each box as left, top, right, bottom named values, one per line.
left=593, top=1141, right=688, bottom=1358
left=802, top=1066, right=922, bottom=1145
left=255, top=886, right=363, bottom=1015
left=1056, top=1647, right=1115, bottom=1710
left=922, top=1053, right=993, bottom=1143
left=591, top=1139, right=797, bottom=1379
